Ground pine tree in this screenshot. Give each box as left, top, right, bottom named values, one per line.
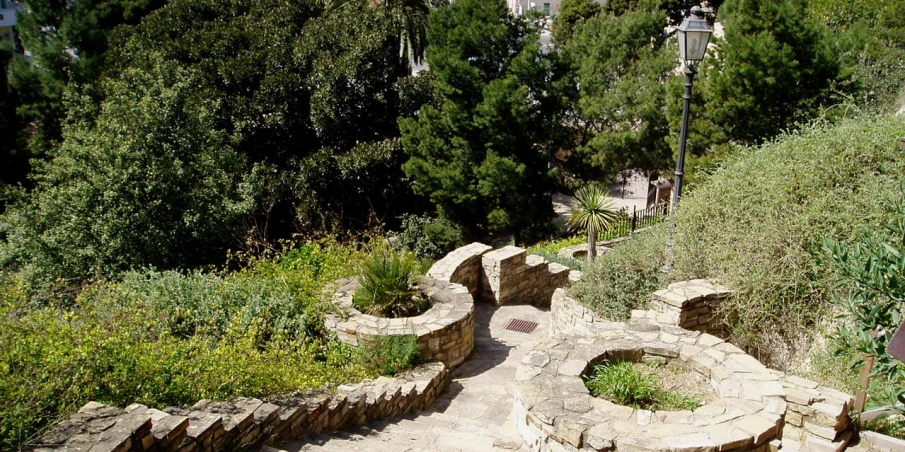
left=399, top=0, right=564, bottom=243
left=700, top=0, right=838, bottom=144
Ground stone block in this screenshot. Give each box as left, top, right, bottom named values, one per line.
left=732, top=414, right=778, bottom=445
left=664, top=433, right=718, bottom=452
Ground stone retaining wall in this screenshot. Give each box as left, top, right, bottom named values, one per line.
left=325, top=277, right=474, bottom=367
left=427, top=242, right=493, bottom=295
left=428, top=243, right=573, bottom=307
left=480, top=246, right=571, bottom=306
left=31, top=362, right=450, bottom=452
left=651, top=279, right=733, bottom=336
left=514, top=318, right=786, bottom=452
left=550, top=288, right=611, bottom=338
left=548, top=281, right=856, bottom=452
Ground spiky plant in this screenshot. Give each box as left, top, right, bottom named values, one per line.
left=567, top=185, right=620, bottom=261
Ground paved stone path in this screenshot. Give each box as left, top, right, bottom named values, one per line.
left=270, top=302, right=550, bottom=452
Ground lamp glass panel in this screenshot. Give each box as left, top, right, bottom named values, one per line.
left=685, top=29, right=710, bottom=61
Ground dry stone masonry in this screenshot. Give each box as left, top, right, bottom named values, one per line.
left=325, top=277, right=475, bottom=367
left=479, top=246, right=571, bottom=306
left=547, top=283, right=857, bottom=452
left=427, top=242, right=573, bottom=307
left=427, top=242, right=493, bottom=295
left=514, top=319, right=787, bottom=452
left=30, top=363, right=450, bottom=452
left=651, top=280, right=734, bottom=336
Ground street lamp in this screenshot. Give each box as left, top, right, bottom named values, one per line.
left=662, top=5, right=712, bottom=274
left=672, top=5, right=712, bottom=211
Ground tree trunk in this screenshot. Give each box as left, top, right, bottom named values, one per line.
left=588, top=229, right=597, bottom=261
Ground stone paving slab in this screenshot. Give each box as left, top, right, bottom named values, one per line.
left=272, top=302, right=546, bottom=452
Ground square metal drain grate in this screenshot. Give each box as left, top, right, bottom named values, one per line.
left=503, top=318, right=539, bottom=334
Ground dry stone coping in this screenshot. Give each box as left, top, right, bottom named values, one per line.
left=514, top=317, right=786, bottom=452
left=32, top=362, right=451, bottom=452
left=426, top=242, right=492, bottom=283
left=652, top=279, right=733, bottom=309
left=324, top=276, right=475, bottom=367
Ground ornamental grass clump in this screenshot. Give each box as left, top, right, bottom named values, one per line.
left=353, top=250, right=430, bottom=318
left=584, top=360, right=702, bottom=411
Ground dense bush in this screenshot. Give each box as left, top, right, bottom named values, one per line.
left=569, top=225, right=666, bottom=320
left=0, top=240, right=377, bottom=451
left=0, top=63, right=257, bottom=295
left=821, top=196, right=905, bottom=413
left=396, top=214, right=465, bottom=260
left=669, top=114, right=905, bottom=364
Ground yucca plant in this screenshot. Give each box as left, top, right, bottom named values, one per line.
left=353, top=250, right=428, bottom=317
left=567, top=184, right=620, bottom=261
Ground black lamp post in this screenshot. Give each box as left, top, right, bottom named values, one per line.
left=663, top=5, right=712, bottom=274
left=672, top=5, right=712, bottom=211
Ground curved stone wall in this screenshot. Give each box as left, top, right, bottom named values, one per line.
left=325, top=276, right=475, bottom=368
left=514, top=320, right=786, bottom=452
left=33, top=362, right=450, bottom=452
left=427, top=242, right=492, bottom=295
left=548, top=282, right=856, bottom=452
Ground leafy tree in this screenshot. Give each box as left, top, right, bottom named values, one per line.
left=566, top=185, right=619, bottom=261
left=562, top=2, right=675, bottom=179
left=400, top=0, right=564, bottom=243
left=698, top=0, right=839, bottom=144
left=0, top=61, right=256, bottom=292
left=10, top=0, right=168, bottom=152
left=109, top=0, right=414, bottom=234
left=552, top=0, right=600, bottom=45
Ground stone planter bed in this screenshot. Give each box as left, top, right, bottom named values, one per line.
left=513, top=318, right=788, bottom=452
left=325, top=276, right=475, bottom=368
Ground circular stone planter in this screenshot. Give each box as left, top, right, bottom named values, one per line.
left=325, top=276, right=475, bottom=368
left=513, top=320, right=786, bottom=452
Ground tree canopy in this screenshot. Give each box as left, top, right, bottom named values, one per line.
left=400, top=0, right=565, bottom=243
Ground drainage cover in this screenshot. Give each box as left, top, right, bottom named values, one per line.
left=503, top=318, right=539, bottom=334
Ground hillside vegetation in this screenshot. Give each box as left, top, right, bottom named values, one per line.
left=574, top=114, right=905, bottom=367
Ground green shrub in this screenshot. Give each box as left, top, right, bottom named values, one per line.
left=569, top=225, right=666, bottom=320
left=821, top=195, right=905, bottom=414
left=584, top=360, right=701, bottom=411
left=353, top=250, right=428, bottom=317
left=396, top=214, right=465, bottom=260
left=0, top=239, right=374, bottom=451
left=669, top=114, right=905, bottom=365
left=528, top=235, right=588, bottom=270
left=355, top=334, right=423, bottom=376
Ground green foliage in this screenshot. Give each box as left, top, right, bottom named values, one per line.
left=567, top=185, right=620, bottom=260
left=844, top=0, right=905, bottom=113
left=400, top=0, right=563, bottom=243
left=355, top=334, right=423, bottom=376
left=10, top=0, right=168, bottom=151
left=396, top=214, right=465, bottom=260
left=584, top=360, right=701, bottom=411
left=562, top=2, right=675, bottom=179
left=807, top=0, right=887, bottom=30
left=551, top=0, right=601, bottom=45
left=0, top=239, right=375, bottom=450
left=104, top=0, right=414, bottom=235
left=1, top=61, right=256, bottom=293
left=822, top=196, right=905, bottom=411
left=669, top=114, right=905, bottom=364
left=354, top=250, right=428, bottom=317
left=570, top=225, right=666, bottom=320
left=698, top=0, right=839, bottom=145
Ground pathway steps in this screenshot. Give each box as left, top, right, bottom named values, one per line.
left=268, top=302, right=547, bottom=452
